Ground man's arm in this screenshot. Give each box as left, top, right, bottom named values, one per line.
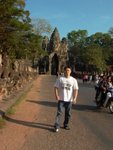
left=73, top=89, right=78, bottom=104
left=54, top=87, right=60, bottom=101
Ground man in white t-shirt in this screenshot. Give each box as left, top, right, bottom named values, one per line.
left=54, top=66, right=79, bottom=132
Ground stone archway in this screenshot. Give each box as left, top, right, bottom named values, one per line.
left=51, top=54, right=59, bottom=75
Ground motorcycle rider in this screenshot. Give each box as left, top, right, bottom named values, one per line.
left=97, top=75, right=113, bottom=107
left=104, top=76, right=113, bottom=106
left=95, top=75, right=106, bottom=102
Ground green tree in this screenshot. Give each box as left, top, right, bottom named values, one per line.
left=0, top=0, right=33, bottom=78
left=81, top=44, right=106, bottom=72
left=0, top=0, right=31, bottom=57
left=67, top=30, right=88, bottom=70
left=86, top=32, right=113, bottom=64
left=67, top=29, right=88, bottom=47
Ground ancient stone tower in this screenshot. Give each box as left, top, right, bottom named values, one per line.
left=39, top=27, right=68, bottom=75
left=49, top=27, right=68, bottom=75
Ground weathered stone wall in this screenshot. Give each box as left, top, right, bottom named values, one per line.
left=0, top=55, right=37, bottom=101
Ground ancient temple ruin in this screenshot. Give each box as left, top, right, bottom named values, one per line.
left=39, top=27, right=68, bottom=75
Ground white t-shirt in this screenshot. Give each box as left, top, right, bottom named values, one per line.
left=54, top=76, right=79, bottom=102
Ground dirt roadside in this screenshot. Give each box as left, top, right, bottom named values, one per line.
left=0, top=75, right=56, bottom=150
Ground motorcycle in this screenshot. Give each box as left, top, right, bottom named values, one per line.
left=94, top=90, right=113, bottom=114
left=106, top=97, right=113, bottom=113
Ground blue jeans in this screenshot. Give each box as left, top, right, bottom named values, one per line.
left=54, top=101, right=72, bottom=129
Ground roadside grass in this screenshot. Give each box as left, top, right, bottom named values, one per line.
left=0, top=118, right=6, bottom=128
left=6, top=84, right=33, bottom=116
left=0, top=83, right=33, bottom=128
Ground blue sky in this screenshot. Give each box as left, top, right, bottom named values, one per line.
left=25, top=0, right=113, bottom=38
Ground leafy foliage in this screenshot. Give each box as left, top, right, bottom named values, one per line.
left=0, top=0, right=47, bottom=63
left=67, top=29, right=113, bottom=72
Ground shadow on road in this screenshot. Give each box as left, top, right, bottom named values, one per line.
left=73, top=104, right=97, bottom=112
left=26, top=99, right=101, bottom=113
left=2, top=113, right=54, bottom=132
left=27, top=99, right=57, bottom=107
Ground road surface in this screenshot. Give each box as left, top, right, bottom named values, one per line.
left=0, top=75, right=113, bottom=150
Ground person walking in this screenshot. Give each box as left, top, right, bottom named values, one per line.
left=54, top=66, right=79, bottom=132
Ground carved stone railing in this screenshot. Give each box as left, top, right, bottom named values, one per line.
left=0, top=57, right=37, bottom=101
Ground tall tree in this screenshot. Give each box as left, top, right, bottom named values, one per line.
left=32, top=18, right=53, bottom=36
left=81, top=44, right=106, bottom=72
left=67, top=30, right=88, bottom=70
left=0, top=0, right=31, bottom=55
left=0, top=0, right=32, bottom=78
left=67, top=29, right=88, bottom=47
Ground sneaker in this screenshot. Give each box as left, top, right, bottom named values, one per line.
left=54, top=128, right=59, bottom=132
left=64, top=126, right=70, bottom=130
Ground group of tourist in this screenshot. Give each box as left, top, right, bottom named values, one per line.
left=94, top=74, right=113, bottom=106
left=82, top=72, right=113, bottom=106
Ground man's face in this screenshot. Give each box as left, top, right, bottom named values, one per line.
left=65, top=68, right=71, bottom=76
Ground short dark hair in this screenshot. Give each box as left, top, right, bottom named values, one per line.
left=64, top=66, right=72, bottom=70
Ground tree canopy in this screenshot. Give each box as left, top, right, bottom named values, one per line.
left=67, top=29, right=113, bottom=72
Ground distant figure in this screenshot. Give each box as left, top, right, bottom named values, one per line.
left=89, top=74, right=93, bottom=84
left=82, top=74, right=88, bottom=83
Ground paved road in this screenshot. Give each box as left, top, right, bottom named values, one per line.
left=0, top=75, right=113, bottom=150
